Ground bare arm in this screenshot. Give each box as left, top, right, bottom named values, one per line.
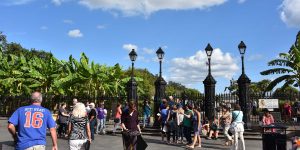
left=121, top=123, right=127, bottom=130
left=49, top=128, right=58, bottom=150
left=7, top=123, right=17, bottom=142
left=119, top=108, right=122, bottom=115
left=166, top=111, right=170, bottom=123
left=137, top=124, right=141, bottom=133
left=89, top=116, right=95, bottom=122
left=62, top=112, right=69, bottom=117
left=67, top=122, right=71, bottom=135
left=86, top=122, right=92, bottom=143
left=183, top=111, right=192, bottom=118
left=197, top=112, right=201, bottom=129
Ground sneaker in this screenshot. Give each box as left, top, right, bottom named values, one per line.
left=207, top=137, right=212, bottom=140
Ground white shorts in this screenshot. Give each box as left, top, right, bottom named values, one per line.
left=69, top=139, right=87, bottom=150
left=25, top=145, right=45, bottom=150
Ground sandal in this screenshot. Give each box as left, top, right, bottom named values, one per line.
left=186, top=145, right=195, bottom=149
left=223, top=142, right=229, bottom=146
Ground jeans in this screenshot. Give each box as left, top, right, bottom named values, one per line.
left=177, top=125, right=184, bottom=141
left=143, top=114, right=150, bottom=127
left=90, top=119, right=97, bottom=140
left=96, top=118, right=105, bottom=134
left=183, top=126, right=192, bottom=144
left=58, top=123, right=67, bottom=136
left=167, top=130, right=176, bottom=142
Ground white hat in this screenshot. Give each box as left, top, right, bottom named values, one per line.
left=89, top=102, right=95, bottom=108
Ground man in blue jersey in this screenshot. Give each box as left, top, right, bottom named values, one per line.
left=8, top=92, right=58, bottom=150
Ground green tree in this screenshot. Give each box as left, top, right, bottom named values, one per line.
left=0, top=53, right=31, bottom=95
left=261, top=31, right=300, bottom=91
left=250, top=79, right=271, bottom=93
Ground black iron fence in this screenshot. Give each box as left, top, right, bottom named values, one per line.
left=1, top=92, right=299, bottom=125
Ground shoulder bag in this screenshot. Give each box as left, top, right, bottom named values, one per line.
left=229, top=111, right=240, bottom=133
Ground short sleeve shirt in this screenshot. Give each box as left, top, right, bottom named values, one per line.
left=232, top=110, right=243, bottom=123
left=8, top=105, right=56, bottom=150
left=88, top=109, right=97, bottom=120
left=58, top=108, right=68, bottom=123
left=143, top=105, right=151, bottom=116
left=161, top=109, right=169, bottom=122
left=183, top=109, right=193, bottom=127
left=97, top=108, right=105, bottom=119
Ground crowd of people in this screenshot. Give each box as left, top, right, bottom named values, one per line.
left=7, top=91, right=300, bottom=150
left=6, top=92, right=247, bottom=150
left=56, top=99, right=108, bottom=140
left=155, top=96, right=247, bottom=150
left=7, top=91, right=110, bottom=150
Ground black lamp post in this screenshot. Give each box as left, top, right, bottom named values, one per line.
left=126, top=49, right=138, bottom=108
left=203, top=43, right=216, bottom=121
left=153, top=47, right=167, bottom=127
left=237, top=41, right=251, bottom=128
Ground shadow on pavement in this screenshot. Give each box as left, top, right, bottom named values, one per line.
left=142, top=137, right=184, bottom=148
left=0, top=141, right=14, bottom=150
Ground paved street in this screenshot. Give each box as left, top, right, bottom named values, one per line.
left=1, top=134, right=263, bottom=150
left=0, top=119, right=292, bottom=150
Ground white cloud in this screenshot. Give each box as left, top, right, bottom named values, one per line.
left=143, top=48, right=154, bottom=55
left=96, top=25, right=106, bottom=29
left=52, top=0, right=62, bottom=5
left=78, top=0, right=227, bottom=16
left=238, top=0, right=246, bottom=4
left=1, top=0, right=34, bottom=5
left=169, top=48, right=239, bottom=86
left=123, top=44, right=138, bottom=52
left=137, top=56, right=151, bottom=62
left=52, top=0, right=71, bottom=6
left=63, top=19, right=74, bottom=24
left=40, top=26, right=48, bottom=30
left=280, top=0, right=300, bottom=28
left=68, top=29, right=83, bottom=38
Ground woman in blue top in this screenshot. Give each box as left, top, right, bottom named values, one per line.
left=143, top=100, right=151, bottom=128
left=231, top=104, right=245, bottom=150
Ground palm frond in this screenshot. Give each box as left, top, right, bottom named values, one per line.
left=260, top=68, right=294, bottom=75
left=266, top=75, right=292, bottom=91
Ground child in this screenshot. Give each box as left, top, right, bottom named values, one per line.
left=207, top=117, right=219, bottom=140
left=176, top=105, right=184, bottom=143
left=202, top=117, right=210, bottom=136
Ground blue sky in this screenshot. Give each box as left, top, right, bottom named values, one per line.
left=0, top=0, right=300, bottom=93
